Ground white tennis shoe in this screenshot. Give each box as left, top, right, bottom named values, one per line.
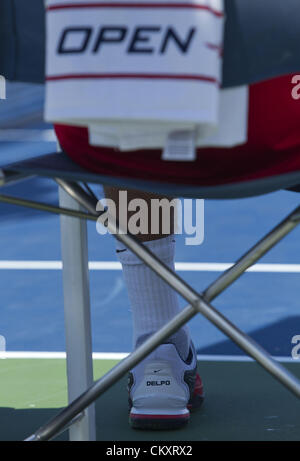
left=128, top=341, right=204, bottom=430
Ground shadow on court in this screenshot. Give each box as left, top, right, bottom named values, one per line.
left=198, top=316, right=300, bottom=357
left=1, top=361, right=299, bottom=442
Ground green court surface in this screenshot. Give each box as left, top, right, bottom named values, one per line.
left=0, top=358, right=299, bottom=441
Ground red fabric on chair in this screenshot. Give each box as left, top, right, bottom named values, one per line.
left=54, top=74, right=300, bottom=187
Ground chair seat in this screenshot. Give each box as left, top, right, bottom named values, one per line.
left=1, top=151, right=300, bottom=199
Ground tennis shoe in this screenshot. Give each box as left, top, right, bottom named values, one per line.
left=128, top=341, right=204, bottom=430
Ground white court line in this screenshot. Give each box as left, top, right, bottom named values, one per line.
left=0, top=351, right=297, bottom=363
left=0, top=260, right=300, bottom=272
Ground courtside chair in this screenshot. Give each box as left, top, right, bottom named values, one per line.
left=1, top=0, right=300, bottom=440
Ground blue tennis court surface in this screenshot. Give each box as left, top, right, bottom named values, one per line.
left=1, top=83, right=300, bottom=358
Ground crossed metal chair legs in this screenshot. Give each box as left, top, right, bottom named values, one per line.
left=1, top=178, right=300, bottom=441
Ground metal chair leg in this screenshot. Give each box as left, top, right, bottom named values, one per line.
left=58, top=186, right=96, bottom=441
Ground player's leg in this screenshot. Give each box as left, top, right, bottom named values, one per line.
left=104, top=186, right=204, bottom=429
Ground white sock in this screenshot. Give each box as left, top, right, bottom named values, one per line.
left=115, top=235, right=191, bottom=360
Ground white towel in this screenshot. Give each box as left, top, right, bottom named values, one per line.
left=45, top=0, right=248, bottom=156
